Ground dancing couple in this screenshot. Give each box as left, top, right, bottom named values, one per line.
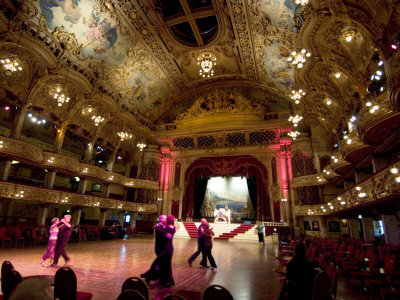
left=141, top=214, right=178, bottom=288
left=41, top=214, right=72, bottom=267
left=188, top=218, right=217, bottom=270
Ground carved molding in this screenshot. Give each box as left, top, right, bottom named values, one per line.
left=0, top=181, right=158, bottom=213
left=0, top=136, right=158, bottom=190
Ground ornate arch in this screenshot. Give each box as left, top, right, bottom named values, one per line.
left=182, top=155, right=271, bottom=221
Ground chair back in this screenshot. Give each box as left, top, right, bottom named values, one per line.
left=1, top=261, right=15, bottom=293
left=121, top=277, right=148, bottom=300
left=330, top=266, right=339, bottom=299
left=54, top=267, right=78, bottom=300
left=312, top=271, right=330, bottom=300
left=2, top=269, right=23, bottom=300
left=117, top=289, right=145, bottom=300
left=202, top=284, right=233, bottom=300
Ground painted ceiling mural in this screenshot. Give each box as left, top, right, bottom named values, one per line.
left=39, top=0, right=129, bottom=66
left=33, top=0, right=299, bottom=121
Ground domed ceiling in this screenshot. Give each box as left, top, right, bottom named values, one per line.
left=31, top=0, right=296, bottom=122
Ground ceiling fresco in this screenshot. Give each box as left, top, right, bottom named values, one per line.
left=31, top=0, right=300, bottom=122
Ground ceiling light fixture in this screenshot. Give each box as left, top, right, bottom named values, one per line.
left=295, top=0, right=309, bottom=5
left=288, top=115, right=303, bottom=127
left=91, top=115, right=104, bottom=126
left=50, top=85, right=70, bottom=107
left=118, top=132, right=133, bottom=141
left=288, top=131, right=300, bottom=140
left=291, top=89, right=305, bottom=104
left=197, top=52, right=217, bottom=78
left=137, top=142, right=146, bottom=151
left=288, top=49, right=311, bottom=68
left=1, top=57, right=22, bottom=75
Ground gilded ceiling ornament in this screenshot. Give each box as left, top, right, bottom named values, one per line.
left=176, top=91, right=263, bottom=121
left=52, top=27, right=83, bottom=56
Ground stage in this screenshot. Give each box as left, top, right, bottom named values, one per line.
left=0, top=235, right=355, bottom=300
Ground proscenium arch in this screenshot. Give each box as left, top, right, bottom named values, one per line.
left=182, top=155, right=271, bottom=221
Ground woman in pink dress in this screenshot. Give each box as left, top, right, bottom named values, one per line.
left=41, top=218, right=60, bottom=267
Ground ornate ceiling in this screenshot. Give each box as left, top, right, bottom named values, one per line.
left=24, top=0, right=297, bottom=120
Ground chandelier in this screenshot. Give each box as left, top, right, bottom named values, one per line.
left=1, top=57, right=22, bottom=75
left=291, top=89, right=305, bottom=104
left=288, top=49, right=311, bottom=68
left=118, top=132, right=133, bottom=141
left=91, top=115, right=104, bottom=126
left=288, top=131, right=300, bottom=140
left=197, top=52, right=217, bottom=78
left=295, top=0, right=309, bottom=4
left=288, top=115, right=303, bottom=127
left=137, top=142, right=146, bottom=151
left=50, top=85, right=70, bottom=107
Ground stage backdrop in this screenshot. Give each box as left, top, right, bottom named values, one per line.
left=183, top=156, right=271, bottom=221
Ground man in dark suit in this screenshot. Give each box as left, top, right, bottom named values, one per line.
left=188, top=218, right=207, bottom=267
left=52, top=214, right=72, bottom=266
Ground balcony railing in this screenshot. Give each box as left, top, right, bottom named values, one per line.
left=0, top=181, right=158, bottom=213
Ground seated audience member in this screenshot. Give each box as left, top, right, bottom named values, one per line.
left=9, top=278, right=52, bottom=300
left=279, top=243, right=315, bottom=300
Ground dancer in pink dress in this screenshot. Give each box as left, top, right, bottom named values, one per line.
left=40, top=218, right=60, bottom=267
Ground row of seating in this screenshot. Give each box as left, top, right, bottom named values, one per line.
left=117, top=276, right=233, bottom=300
left=1, top=260, right=92, bottom=300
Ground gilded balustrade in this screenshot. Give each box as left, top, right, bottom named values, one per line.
left=0, top=136, right=158, bottom=190
left=295, top=159, right=400, bottom=216
left=0, top=181, right=158, bottom=213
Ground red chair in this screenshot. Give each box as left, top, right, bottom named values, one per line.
left=0, top=227, right=12, bottom=248
left=78, top=230, right=87, bottom=242
left=12, top=227, right=25, bottom=247
left=54, top=267, right=93, bottom=300
left=31, top=228, right=44, bottom=245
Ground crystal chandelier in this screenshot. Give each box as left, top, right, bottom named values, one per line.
left=1, top=57, right=22, bottom=75
left=137, top=142, right=146, bottom=151
left=50, top=85, right=70, bottom=107
left=291, top=89, right=305, bottom=104
left=288, top=49, right=311, bottom=68
left=295, top=0, right=309, bottom=4
left=197, top=52, right=217, bottom=78
left=118, top=132, right=133, bottom=141
left=288, top=131, right=300, bottom=140
left=288, top=115, right=303, bottom=127
left=91, top=115, right=104, bottom=126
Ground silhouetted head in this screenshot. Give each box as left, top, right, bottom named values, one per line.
left=295, top=242, right=306, bottom=258
left=10, top=278, right=52, bottom=300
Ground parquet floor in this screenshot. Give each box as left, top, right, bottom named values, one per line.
left=1, top=235, right=360, bottom=300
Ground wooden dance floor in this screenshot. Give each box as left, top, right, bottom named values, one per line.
left=1, top=235, right=357, bottom=300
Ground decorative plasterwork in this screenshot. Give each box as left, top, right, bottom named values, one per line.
left=228, top=0, right=257, bottom=81
left=0, top=136, right=158, bottom=190
left=0, top=181, right=158, bottom=213
left=176, top=90, right=264, bottom=121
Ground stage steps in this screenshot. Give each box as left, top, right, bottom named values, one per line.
left=175, top=222, right=262, bottom=242
left=214, top=224, right=255, bottom=240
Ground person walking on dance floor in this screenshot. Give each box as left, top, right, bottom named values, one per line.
left=188, top=218, right=207, bottom=267
left=200, top=221, right=217, bottom=270
left=141, top=214, right=178, bottom=287
left=41, top=217, right=60, bottom=267
left=51, top=214, right=72, bottom=266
